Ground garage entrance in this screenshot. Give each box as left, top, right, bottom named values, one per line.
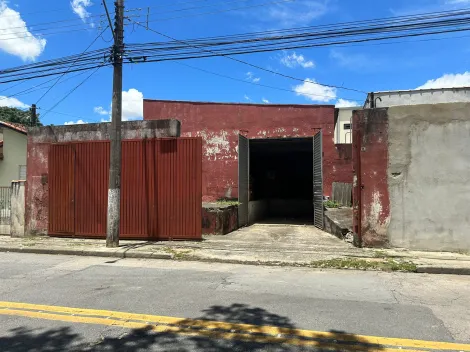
left=238, top=134, right=323, bottom=229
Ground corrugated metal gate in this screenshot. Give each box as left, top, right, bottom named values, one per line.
left=313, top=132, right=324, bottom=229
left=48, top=138, right=202, bottom=240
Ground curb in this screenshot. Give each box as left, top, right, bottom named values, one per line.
left=0, top=247, right=173, bottom=260
left=1, top=246, right=470, bottom=275
left=416, top=266, right=470, bottom=275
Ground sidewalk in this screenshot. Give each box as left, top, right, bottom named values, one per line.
left=1, top=224, right=470, bottom=274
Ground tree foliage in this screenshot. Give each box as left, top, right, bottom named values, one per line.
left=0, top=106, right=42, bottom=127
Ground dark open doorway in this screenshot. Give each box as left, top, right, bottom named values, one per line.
left=248, top=137, right=314, bottom=225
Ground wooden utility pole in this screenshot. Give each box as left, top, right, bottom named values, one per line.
left=106, top=0, right=124, bottom=247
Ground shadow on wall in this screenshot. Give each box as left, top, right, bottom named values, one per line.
left=0, top=303, right=385, bottom=351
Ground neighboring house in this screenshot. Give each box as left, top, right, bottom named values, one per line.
left=364, top=86, right=470, bottom=108
left=335, top=107, right=359, bottom=144
left=0, top=121, right=27, bottom=187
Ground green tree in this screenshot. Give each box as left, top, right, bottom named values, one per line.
left=0, top=106, right=42, bottom=127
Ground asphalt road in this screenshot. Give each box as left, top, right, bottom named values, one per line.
left=0, top=252, right=469, bottom=351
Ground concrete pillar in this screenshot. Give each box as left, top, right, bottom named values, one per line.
left=10, top=181, right=25, bottom=237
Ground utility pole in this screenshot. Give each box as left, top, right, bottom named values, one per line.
left=30, top=104, right=37, bottom=126
left=106, top=0, right=124, bottom=247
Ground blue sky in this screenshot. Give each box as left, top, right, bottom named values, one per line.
left=0, top=0, right=470, bottom=125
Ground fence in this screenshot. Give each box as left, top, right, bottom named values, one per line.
left=0, top=186, right=11, bottom=225
left=332, top=182, right=352, bottom=207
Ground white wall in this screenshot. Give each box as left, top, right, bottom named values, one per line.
left=335, top=108, right=355, bottom=144
left=0, top=128, right=27, bottom=187
left=366, top=88, right=470, bottom=108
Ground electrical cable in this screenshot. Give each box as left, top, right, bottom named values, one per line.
left=36, top=26, right=110, bottom=104
left=40, top=65, right=105, bottom=119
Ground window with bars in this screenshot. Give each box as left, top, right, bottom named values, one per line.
left=19, top=165, right=26, bottom=180
left=343, top=123, right=351, bottom=130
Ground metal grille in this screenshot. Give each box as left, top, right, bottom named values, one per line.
left=238, top=135, right=249, bottom=227
left=0, top=186, right=11, bottom=225
left=313, top=132, right=324, bottom=229
left=19, top=165, right=26, bottom=180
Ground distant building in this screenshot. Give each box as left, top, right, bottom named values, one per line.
left=364, top=86, right=470, bottom=108
left=335, top=107, right=360, bottom=144
left=0, top=121, right=27, bottom=187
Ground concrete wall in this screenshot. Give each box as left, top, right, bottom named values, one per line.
left=352, top=109, right=390, bottom=247
left=335, top=108, right=355, bottom=144
left=0, top=127, right=27, bottom=187
left=354, top=103, right=470, bottom=251
left=143, top=100, right=353, bottom=201
left=365, top=87, right=470, bottom=108
left=26, top=120, right=180, bottom=236
left=10, top=181, right=25, bottom=237
left=202, top=203, right=238, bottom=235
left=387, top=103, right=470, bottom=251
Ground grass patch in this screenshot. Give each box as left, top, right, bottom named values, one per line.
left=324, top=200, right=342, bottom=208
left=310, top=258, right=417, bottom=272
left=163, top=247, right=194, bottom=260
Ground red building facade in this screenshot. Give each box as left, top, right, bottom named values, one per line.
left=143, top=100, right=352, bottom=202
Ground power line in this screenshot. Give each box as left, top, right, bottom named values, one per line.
left=131, top=20, right=366, bottom=94
left=36, top=26, right=109, bottom=104
left=40, top=65, right=105, bottom=119
left=169, top=60, right=362, bottom=102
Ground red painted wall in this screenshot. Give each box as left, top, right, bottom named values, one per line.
left=144, top=100, right=353, bottom=201
left=352, top=109, right=390, bottom=247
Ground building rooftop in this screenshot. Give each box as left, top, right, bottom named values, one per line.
left=0, top=121, right=28, bottom=134
left=370, top=86, right=470, bottom=95
left=144, top=98, right=335, bottom=108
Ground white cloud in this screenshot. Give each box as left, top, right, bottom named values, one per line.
left=262, top=98, right=270, bottom=104
left=71, top=0, right=93, bottom=23
left=293, top=78, right=336, bottom=102
left=0, top=1, right=46, bottom=61
left=267, top=0, right=329, bottom=27
left=93, top=106, right=109, bottom=115
left=122, top=88, right=143, bottom=120
left=64, top=119, right=86, bottom=125
left=244, top=94, right=251, bottom=101
left=416, top=72, right=470, bottom=89
left=335, top=99, right=360, bottom=108
left=94, top=88, right=144, bottom=121
left=280, top=52, right=315, bottom=69
left=0, top=96, right=28, bottom=109
left=246, top=71, right=261, bottom=83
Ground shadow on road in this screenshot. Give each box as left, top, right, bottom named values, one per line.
left=0, top=303, right=384, bottom=351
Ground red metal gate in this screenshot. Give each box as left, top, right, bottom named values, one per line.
left=48, top=138, right=202, bottom=240
left=49, top=144, right=75, bottom=235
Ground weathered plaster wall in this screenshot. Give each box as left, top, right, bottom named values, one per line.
left=352, top=109, right=390, bottom=247
left=10, top=181, right=25, bottom=237
left=387, top=103, right=470, bottom=251
left=144, top=100, right=353, bottom=201
left=26, top=120, right=180, bottom=236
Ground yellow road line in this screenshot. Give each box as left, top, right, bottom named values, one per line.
left=0, top=301, right=468, bottom=351
left=0, top=308, right=421, bottom=352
